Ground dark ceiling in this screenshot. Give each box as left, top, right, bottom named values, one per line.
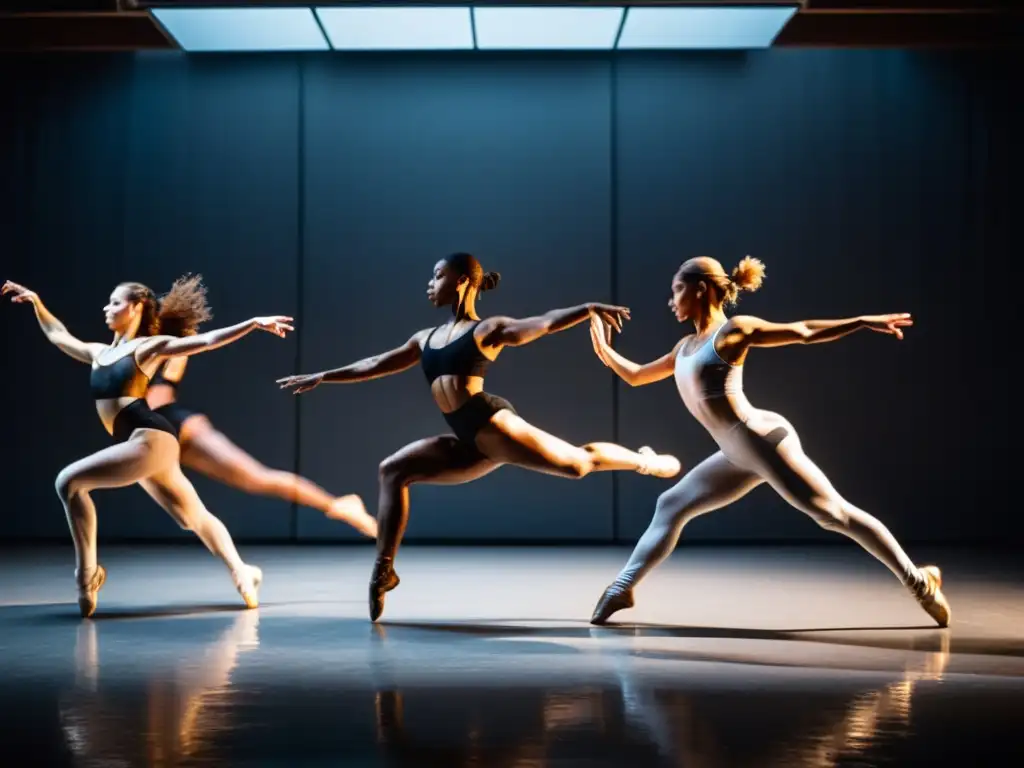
left=0, top=1, right=1018, bottom=52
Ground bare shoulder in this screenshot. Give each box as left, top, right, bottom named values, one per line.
left=473, top=315, right=513, bottom=345
left=91, top=342, right=115, bottom=364
left=476, top=315, right=512, bottom=333
left=409, top=327, right=436, bottom=349
left=134, top=334, right=174, bottom=361
left=715, top=317, right=763, bottom=363
left=84, top=342, right=107, bottom=363
left=726, top=315, right=762, bottom=333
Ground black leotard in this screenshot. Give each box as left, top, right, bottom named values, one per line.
left=150, top=361, right=199, bottom=434
left=111, top=399, right=177, bottom=443
left=90, top=349, right=177, bottom=443
left=151, top=363, right=181, bottom=390
left=420, top=322, right=514, bottom=445
left=153, top=403, right=198, bottom=433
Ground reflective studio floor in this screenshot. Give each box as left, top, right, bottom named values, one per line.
left=1, top=545, right=1021, bottom=767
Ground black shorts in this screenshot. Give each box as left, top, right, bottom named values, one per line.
left=152, top=403, right=200, bottom=434
left=442, top=392, right=516, bottom=446
left=111, top=399, right=178, bottom=443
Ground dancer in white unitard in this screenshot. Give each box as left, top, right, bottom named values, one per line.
left=587, top=256, right=950, bottom=628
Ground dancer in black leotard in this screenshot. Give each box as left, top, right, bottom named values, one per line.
left=3, top=275, right=292, bottom=617
left=278, top=253, right=681, bottom=621
left=146, top=358, right=375, bottom=536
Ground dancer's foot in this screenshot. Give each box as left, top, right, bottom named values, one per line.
left=911, top=565, right=950, bottom=628
left=234, top=564, right=263, bottom=610
left=636, top=447, right=681, bottom=478
left=369, top=559, right=400, bottom=622
left=327, top=494, right=378, bottom=538
left=77, top=565, right=107, bottom=619
left=590, top=583, right=635, bottom=625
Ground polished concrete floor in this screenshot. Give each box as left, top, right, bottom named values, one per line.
left=1, top=544, right=1021, bottom=767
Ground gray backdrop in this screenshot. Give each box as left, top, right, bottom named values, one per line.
left=0, top=50, right=1015, bottom=544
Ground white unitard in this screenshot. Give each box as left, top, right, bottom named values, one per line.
left=611, top=324, right=924, bottom=592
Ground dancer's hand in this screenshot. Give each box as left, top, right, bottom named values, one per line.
left=2, top=280, right=38, bottom=305
left=863, top=313, right=913, bottom=340
left=253, top=316, right=295, bottom=338
left=590, top=315, right=614, bottom=367
left=277, top=372, right=323, bottom=394
left=587, top=303, right=630, bottom=333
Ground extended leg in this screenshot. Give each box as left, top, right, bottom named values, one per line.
left=180, top=416, right=376, bottom=537
left=761, top=431, right=950, bottom=626
left=592, top=451, right=762, bottom=624
left=474, top=410, right=680, bottom=480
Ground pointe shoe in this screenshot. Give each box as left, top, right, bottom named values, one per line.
left=234, top=565, right=263, bottom=610
left=637, top=447, right=682, bottom=478
left=77, top=565, right=107, bottom=619
left=327, top=494, right=378, bottom=539
left=369, top=561, right=400, bottom=622
left=590, top=584, right=635, bottom=625
left=911, top=565, right=951, bottom=628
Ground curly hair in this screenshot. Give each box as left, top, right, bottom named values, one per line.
left=119, top=274, right=213, bottom=337
left=677, top=255, right=765, bottom=307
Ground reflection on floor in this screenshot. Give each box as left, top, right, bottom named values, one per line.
left=1, top=544, right=1020, bottom=766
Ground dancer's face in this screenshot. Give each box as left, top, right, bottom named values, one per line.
left=426, top=259, right=467, bottom=308
left=669, top=273, right=702, bottom=323
left=104, top=285, right=140, bottom=333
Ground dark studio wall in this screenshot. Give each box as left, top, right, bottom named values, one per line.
left=0, top=49, right=1016, bottom=545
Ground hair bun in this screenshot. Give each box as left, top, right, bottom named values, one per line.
left=731, top=256, right=765, bottom=293
left=481, top=271, right=501, bottom=292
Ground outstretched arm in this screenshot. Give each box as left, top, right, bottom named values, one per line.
left=277, top=329, right=428, bottom=395
left=2, top=280, right=103, bottom=364
left=480, top=302, right=630, bottom=350
left=727, top=313, right=913, bottom=351
left=139, top=316, right=293, bottom=363
left=589, top=316, right=680, bottom=387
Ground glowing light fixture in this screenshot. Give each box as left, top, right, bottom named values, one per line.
left=617, top=6, right=798, bottom=50
left=473, top=6, right=625, bottom=51
left=151, top=7, right=330, bottom=52
left=315, top=7, right=474, bottom=51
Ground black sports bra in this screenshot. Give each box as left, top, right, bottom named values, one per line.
left=420, top=322, right=493, bottom=384
left=151, top=362, right=182, bottom=390
left=90, top=351, right=150, bottom=400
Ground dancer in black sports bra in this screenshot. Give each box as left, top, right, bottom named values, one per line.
left=278, top=252, right=682, bottom=621
left=3, top=275, right=292, bottom=617
left=418, top=321, right=517, bottom=444
left=145, top=357, right=375, bottom=536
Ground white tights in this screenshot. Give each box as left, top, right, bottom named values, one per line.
left=54, top=429, right=247, bottom=586
left=613, top=410, right=923, bottom=593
